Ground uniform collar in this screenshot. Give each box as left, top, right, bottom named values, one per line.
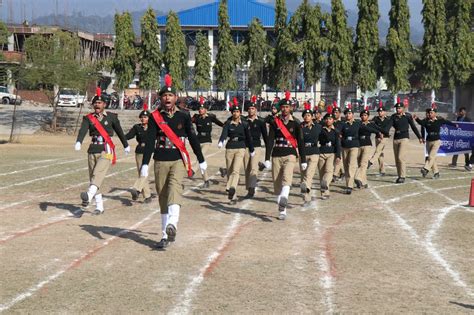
left=323, top=126, right=334, bottom=131
left=161, top=107, right=177, bottom=116
left=230, top=118, right=241, bottom=125
left=279, top=113, right=294, bottom=123
left=303, top=121, right=314, bottom=128
left=94, top=110, right=107, bottom=118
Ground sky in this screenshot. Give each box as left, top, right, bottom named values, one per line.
left=1, top=0, right=423, bottom=29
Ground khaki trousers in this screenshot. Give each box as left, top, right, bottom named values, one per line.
left=393, top=138, right=409, bottom=178
left=369, top=137, right=386, bottom=173
left=318, top=153, right=335, bottom=197
left=272, top=155, right=296, bottom=195
left=195, top=142, right=211, bottom=181
left=132, top=153, right=151, bottom=198
left=424, top=140, right=441, bottom=173
left=88, top=152, right=111, bottom=190
left=301, top=154, right=319, bottom=193
left=334, top=153, right=344, bottom=177
left=154, top=160, right=186, bottom=214
left=243, top=147, right=261, bottom=189
left=343, top=147, right=359, bottom=188
left=356, top=146, right=372, bottom=185
left=225, top=148, right=246, bottom=192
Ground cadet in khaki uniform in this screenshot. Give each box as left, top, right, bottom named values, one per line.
left=243, top=96, right=268, bottom=198
left=300, top=104, right=322, bottom=203
left=218, top=101, right=255, bottom=203
left=75, top=90, right=130, bottom=215
left=355, top=108, right=385, bottom=189
left=141, top=75, right=206, bottom=249
left=318, top=109, right=341, bottom=200
left=127, top=109, right=152, bottom=203
left=264, top=93, right=306, bottom=220
left=414, top=107, right=457, bottom=179
left=332, top=106, right=345, bottom=182
left=191, top=97, right=225, bottom=188
left=386, top=103, right=422, bottom=183
left=368, top=103, right=391, bottom=176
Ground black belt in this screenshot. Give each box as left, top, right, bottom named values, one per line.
left=305, top=143, right=315, bottom=147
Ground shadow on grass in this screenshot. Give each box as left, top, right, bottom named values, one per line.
left=449, top=301, right=474, bottom=310
left=39, top=201, right=83, bottom=217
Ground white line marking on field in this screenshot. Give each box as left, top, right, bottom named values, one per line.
left=384, top=185, right=470, bottom=204
left=371, top=176, right=472, bottom=189
left=312, top=202, right=335, bottom=314
left=370, top=188, right=474, bottom=299
left=0, top=158, right=65, bottom=169
left=0, top=209, right=160, bottom=313
left=0, top=158, right=84, bottom=177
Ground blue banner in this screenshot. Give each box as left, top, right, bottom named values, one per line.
left=438, top=122, right=474, bottom=156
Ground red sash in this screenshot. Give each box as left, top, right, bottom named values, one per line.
left=87, top=113, right=116, bottom=165
left=274, top=116, right=298, bottom=150
left=151, top=110, right=193, bottom=177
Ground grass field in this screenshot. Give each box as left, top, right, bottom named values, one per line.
left=1, top=134, right=473, bottom=313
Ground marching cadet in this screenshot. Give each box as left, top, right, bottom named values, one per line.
left=339, top=106, right=380, bottom=194
left=75, top=88, right=130, bottom=215
left=243, top=96, right=268, bottom=198
left=218, top=98, right=255, bottom=203
left=300, top=103, right=322, bottom=204
left=368, top=101, right=391, bottom=176
left=385, top=102, right=423, bottom=183
left=127, top=106, right=152, bottom=203
left=313, top=107, right=323, bottom=125
left=192, top=96, right=225, bottom=188
left=354, top=107, right=386, bottom=189
left=318, top=107, right=341, bottom=200
left=264, top=97, right=280, bottom=124
left=332, top=105, right=345, bottom=182
left=141, top=74, right=206, bottom=249
left=264, top=91, right=306, bottom=220
left=413, top=106, right=457, bottom=179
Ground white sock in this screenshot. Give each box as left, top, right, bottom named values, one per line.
left=278, top=185, right=290, bottom=202
left=161, top=214, right=168, bottom=239
left=95, top=194, right=103, bottom=212
left=168, top=204, right=180, bottom=228
left=87, top=185, right=98, bottom=201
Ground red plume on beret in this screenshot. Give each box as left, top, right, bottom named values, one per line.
left=233, top=97, right=238, bottom=106
left=365, top=105, right=369, bottom=111
left=199, top=96, right=205, bottom=105
left=327, top=105, right=333, bottom=114
left=333, top=100, right=337, bottom=108
left=285, top=90, right=291, bottom=101
left=96, top=87, right=101, bottom=97
left=431, top=102, right=436, bottom=109
left=273, top=97, right=279, bottom=104
left=347, top=103, right=352, bottom=109
left=379, top=99, right=383, bottom=108
left=304, top=102, right=311, bottom=110
left=143, top=103, right=148, bottom=111
left=164, top=74, right=172, bottom=88
left=251, top=95, right=257, bottom=103
left=396, top=96, right=401, bottom=104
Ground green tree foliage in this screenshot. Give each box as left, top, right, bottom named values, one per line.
left=270, top=0, right=295, bottom=91
left=245, top=18, right=269, bottom=95
left=113, top=12, right=136, bottom=91
left=193, top=31, right=212, bottom=92
left=214, top=0, right=237, bottom=92
left=0, top=21, right=9, bottom=61
left=164, top=11, right=188, bottom=91
left=327, top=0, right=353, bottom=88
left=386, top=0, right=412, bottom=93
left=21, top=31, right=93, bottom=130
left=445, top=0, right=473, bottom=89
left=421, top=0, right=447, bottom=90
left=140, top=8, right=162, bottom=91
left=354, top=0, right=380, bottom=93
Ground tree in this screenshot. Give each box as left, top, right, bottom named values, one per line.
left=21, top=31, right=93, bottom=131
left=386, top=0, right=412, bottom=98
left=113, top=12, right=136, bottom=108
left=245, top=18, right=268, bottom=95
left=327, top=0, right=353, bottom=106
left=270, top=0, right=295, bottom=91
left=354, top=0, right=380, bottom=103
left=214, top=0, right=237, bottom=102
left=445, top=0, right=473, bottom=109
left=163, top=11, right=188, bottom=92
left=140, top=8, right=162, bottom=104
left=421, top=0, right=447, bottom=101
left=193, top=31, right=212, bottom=93
left=0, top=21, right=8, bottom=61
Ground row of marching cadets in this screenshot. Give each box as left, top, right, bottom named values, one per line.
left=74, top=76, right=458, bottom=249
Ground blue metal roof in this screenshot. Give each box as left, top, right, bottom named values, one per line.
left=157, top=0, right=282, bottom=28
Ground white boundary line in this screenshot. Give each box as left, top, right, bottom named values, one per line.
left=384, top=185, right=470, bottom=204
left=0, top=158, right=85, bottom=177
left=0, top=158, right=65, bottom=169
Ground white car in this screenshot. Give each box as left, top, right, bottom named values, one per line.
left=0, top=86, right=21, bottom=105
left=57, top=89, right=87, bottom=107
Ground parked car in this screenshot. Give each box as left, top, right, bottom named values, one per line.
left=57, top=89, right=86, bottom=107
left=0, top=86, right=21, bottom=105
